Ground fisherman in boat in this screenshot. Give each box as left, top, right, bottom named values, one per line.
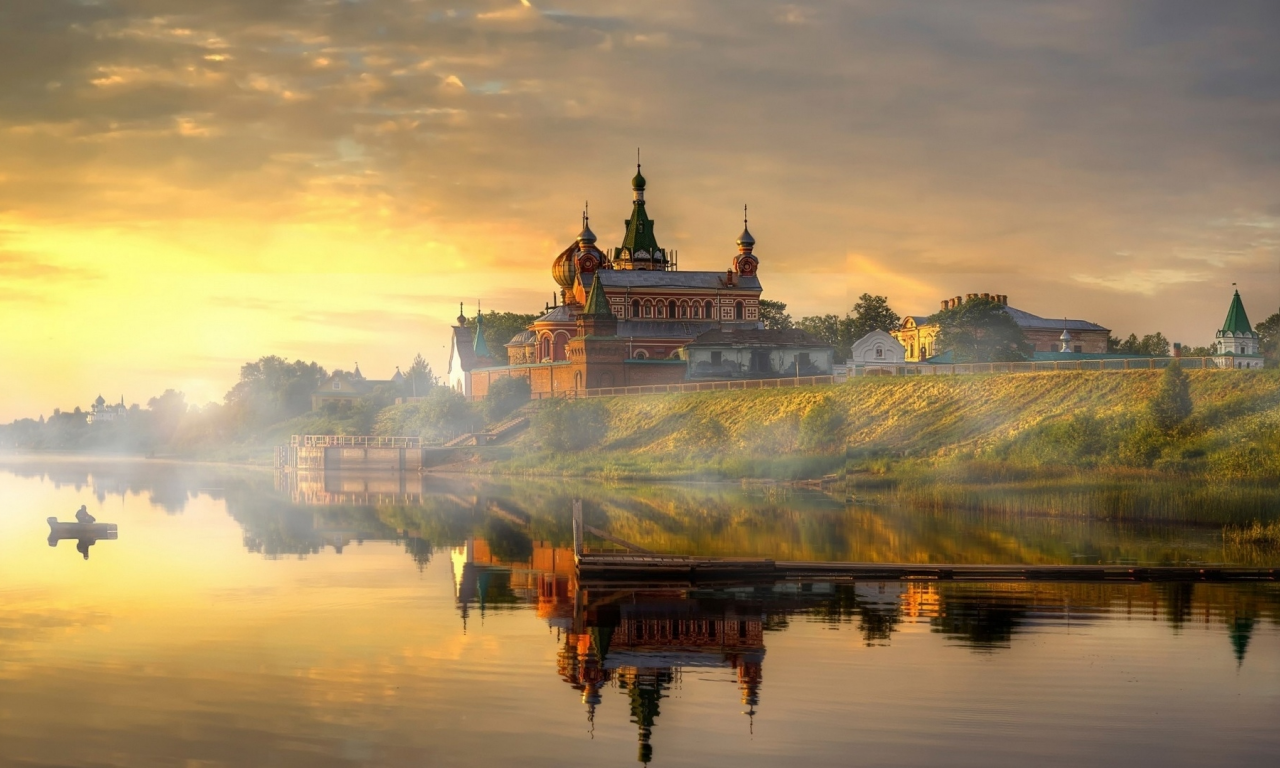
left=75, top=505, right=95, bottom=524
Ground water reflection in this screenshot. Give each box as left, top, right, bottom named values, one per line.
left=3, top=459, right=1280, bottom=767
left=438, top=524, right=1280, bottom=763
left=6, top=459, right=1272, bottom=568
left=46, top=516, right=118, bottom=560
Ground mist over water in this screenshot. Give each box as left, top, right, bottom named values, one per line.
left=2, top=458, right=1278, bottom=767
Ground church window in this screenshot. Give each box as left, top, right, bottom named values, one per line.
left=875, top=346, right=883, bottom=359
left=333, top=381, right=341, bottom=390
left=631, top=299, right=640, bottom=317
left=735, top=301, right=744, bottom=320
left=692, top=303, right=700, bottom=319
left=668, top=300, right=677, bottom=318
left=643, top=301, right=652, bottom=318
left=705, top=300, right=715, bottom=318
left=634, top=349, right=648, bottom=359
left=1074, top=345, right=1082, bottom=353
left=679, top=302, right=689, bottom=318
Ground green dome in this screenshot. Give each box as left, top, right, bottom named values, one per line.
left=631, top=167, right=646, bottom=190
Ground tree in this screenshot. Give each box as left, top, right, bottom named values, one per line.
left=847, top=293, right=901, bottom=342
left=1115, top=332, right=1171, bottom=356
left=1256, top=310, right=1280, bottom=367
left=928, top=298, right=1033, bottom=363
left=483, top=376, right=532, bottom=423
left=796, top=314, right=841, bottom=345
left=224, top=356, right=327, bottom=429
left=758, top=300, right=794, bottom=330
left=463, top=311, right=540, bottom=364
left=406, top=353, right=436, bottom=396
left=1139, top=332, right=1171, bottom=356
left=146, top=389, right=188, bottom=444
left=1149, top=361, right=1192, bottom=432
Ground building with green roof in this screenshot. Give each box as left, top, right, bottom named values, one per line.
left=1213, top=289, right=1264, bottom=369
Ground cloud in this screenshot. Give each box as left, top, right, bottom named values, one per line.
left=0, top=0, right=1278, bottom=418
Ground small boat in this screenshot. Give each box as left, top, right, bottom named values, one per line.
left=47, top=517, right=118, bottom=542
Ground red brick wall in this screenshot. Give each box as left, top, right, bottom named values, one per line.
left=623, top=362, right=687, bottom=386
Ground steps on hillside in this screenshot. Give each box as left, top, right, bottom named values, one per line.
left=441, top=415, right=530, bottom=448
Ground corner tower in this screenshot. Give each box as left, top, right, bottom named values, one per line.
left=1213, top=288, right=1264, bottom=369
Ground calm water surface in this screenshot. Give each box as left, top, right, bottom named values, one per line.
left=1, top=458, right=1277, bottom=767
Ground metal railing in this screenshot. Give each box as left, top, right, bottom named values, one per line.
left=291, top=435, right=423, bottom=448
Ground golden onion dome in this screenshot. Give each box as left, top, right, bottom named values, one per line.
left=551, top=241, right=579, bottom=289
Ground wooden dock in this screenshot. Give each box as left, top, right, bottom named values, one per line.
left=575, top=552, right=1278, bottom=586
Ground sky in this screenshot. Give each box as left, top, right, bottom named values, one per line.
left=1, top=0, right=1279, bottom=421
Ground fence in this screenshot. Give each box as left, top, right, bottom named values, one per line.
left=291, top=435, right=423, bottom=448
left=844, top=357, right=1229, bottom=377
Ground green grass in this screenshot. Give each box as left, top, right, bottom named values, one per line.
left=497, top=369, right=1280, bottom=479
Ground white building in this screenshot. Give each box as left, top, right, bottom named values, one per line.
left=848, top=330, right=906, bottom=372
left=1213, top=290, right=1265, bottom=370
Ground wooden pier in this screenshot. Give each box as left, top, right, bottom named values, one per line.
left=568, top=502, right=1278, bottom=587
left=575, top=552, right=1278, bottom=586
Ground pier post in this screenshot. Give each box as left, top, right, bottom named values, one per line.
left=572, top=500, right=583, bottom=562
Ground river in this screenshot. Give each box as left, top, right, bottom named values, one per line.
left=1, top=457, right=1277, bottom=766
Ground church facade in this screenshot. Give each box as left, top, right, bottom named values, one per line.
left=457, top=165, right=780, bottom=398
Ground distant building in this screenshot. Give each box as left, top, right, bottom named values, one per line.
left=311, top=364, right=401, bottom=409
left=447, top=304, right=497, bottom=396
left=848, top=330, right=906, bottom=371
left=894, top=293, right=1110, bottom=362
left=87, top=395, right=126, bottom=424
left=1213, top=289, right=1265, bottom=370
left=685, top=328, right=834, bottom=379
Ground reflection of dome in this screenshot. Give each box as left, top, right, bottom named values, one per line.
left=551, top=241, right=579, bottom=289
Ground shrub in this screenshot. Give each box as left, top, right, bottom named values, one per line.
left=799, top=399, right=846, bottom=452
left=533, top=399, right=608, bottom=453
left=373, top=388, right=479, bottom=442
left=1150, top=362, right=1192, bottom=432
left=483, top=376, right=532, bottom=423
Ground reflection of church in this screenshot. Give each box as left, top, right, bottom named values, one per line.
left=557, top=597, right=766, bottom=764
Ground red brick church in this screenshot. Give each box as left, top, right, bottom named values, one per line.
left=449, top=165, right=788, bottom=398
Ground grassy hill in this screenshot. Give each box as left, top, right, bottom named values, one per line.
left=500, top=370, right=1280, bottom=485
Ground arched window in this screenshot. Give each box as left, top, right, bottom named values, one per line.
left=734, top=301, right=744, bottom=320
left=705, top=300, right=715, bottom=318
left=574, top=371, right=583, bottom=390
left=679, top=302, right=689, bottom=318
left=631, top=299, right=640, bottom=318
left=553, top=331, right=570, bottom=361
left=692, top=303, right=701, bottom=319
left=541, top=335, right=551, bottom=361
left=643, top=301, right=653, bottom=318
left=668, top=300, right=677, bottom=319
left=634, top=349, right=648, bottom=360
left=909, top=343, right=915, bottom=359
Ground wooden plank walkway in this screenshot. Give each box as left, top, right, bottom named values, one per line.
left=576, top=553, right=1278, bottom=585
